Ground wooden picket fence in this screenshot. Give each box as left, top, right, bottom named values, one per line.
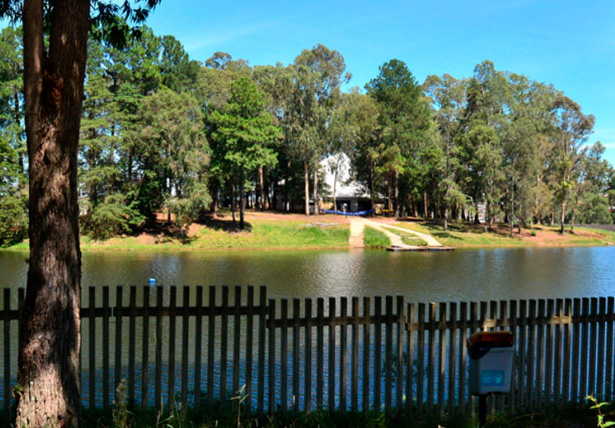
left=1, top=286, right=614, bottom=422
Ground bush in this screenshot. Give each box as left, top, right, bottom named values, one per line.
left=81, top=194, right=145, bottom=240
left=0, top=194, right=27, bottom=247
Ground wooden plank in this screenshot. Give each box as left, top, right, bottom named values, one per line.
left=245, top=286, right=254, bottom=415
left=458, top=302, right=467, bottom=414
left=268, top=299, right=276, bottom=414
left=167, top=287, right=177, bottom=410
left=114, top=287, right=124, bottom=400
left=280, top=299, right=288, bottom=414
left=496, top=300, right=508, bottom=412
left=562, top=299, right=572, bottom=404
left=406, top=302, right=415, bottom=417
left=181, top=286, right=190, bottom=409
left=3, top=288, right=10, bottom=422
left=448, top=302, right=457, bottom=416
left=340, top=297, right=348, bottom=412
left=293, top=299, right=300, bottom=415
left=468, top=301, right=477, bottom=417
left=508, top=300, right=517, bottom=412
left=535, top=299, right=545, bottom=410
left=292, top=298, right=300, bottom=415
left=588, top=298, right=598, bottom=399
left=527, top=300, right=536, bottom=411
left=571, top=298, right=581, bottom=403
left=363, top=297, right=371, bottom=413
left=597, top=297, right=606, bottom=399
left=220, top=286, right=229, bottom=411
left=374, top=297, right=382, bottom=412
left=89, top=288, right=96, bottom=409
left=416, top=303, right=425, bottom=414
left=103, top=287, right=111, bottom=411
left=580, top=298, right=590, bottom=400
left=329, top=297, right=337, bottom=411
left=317, top=298, right=325, bottom=410
left=257, top=286, right=267, bottom=415
left=351, top=297, right=359, bottom=412
left=141, top=286, right=150, bottom=412
left=438, top=302, right=446, bottom=417
left=553, top=299, right=563, bottom=407
left=395, top=296, right=404, bottom=414
left=154, top=287, right=163, bottom=409
left=232, top=287, right=242, bottom=398
left=427, top=302, right=436, bottom=415
left=206, top=286, right=216, bottom=412
left=194, top=286, right=203, bottom=412
left=128, top=286, right=137, bottom=407
left=384, top=296, right=393, bottom=414
left=606, top=297, right=614, bottom=401
left=168, top=286, right=177, bottom=410
left=545, top=300, right=554, bottom=409
left=305, top=298, right=313, bottom=414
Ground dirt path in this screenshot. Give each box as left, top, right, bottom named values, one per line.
left=349, top=217, right=443, bottom=248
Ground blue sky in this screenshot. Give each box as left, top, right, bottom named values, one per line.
left=147, top=1, right=615, bottom=164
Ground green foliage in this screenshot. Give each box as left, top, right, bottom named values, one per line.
left=587, top=395, right=615, bottom=428
left=0, top=194, right=27, bottom=247
left=81, top=194, right=145, bottom=240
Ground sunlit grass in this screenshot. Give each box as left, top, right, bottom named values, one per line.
left=363, top=226, right=390, bottom=248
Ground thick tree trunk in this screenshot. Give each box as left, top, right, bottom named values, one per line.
left=304, top=161, right=309, bottom=216
left=17, top=1, right=89, bottom=427
left=313, top=168, right=319, bottom=216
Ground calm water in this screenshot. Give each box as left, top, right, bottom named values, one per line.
left=2, top=246, right=615, bottom=408
left=1, top=246, right=615, bottom=302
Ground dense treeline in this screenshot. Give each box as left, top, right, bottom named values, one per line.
left=0, top=25, right=613, bottom=244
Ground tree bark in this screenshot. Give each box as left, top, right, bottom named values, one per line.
left=258, top=165, right=265, bottom=211
left=304, top=161, right=309, bottom=216
left=239, top=174, right=245, bottom=230
left=313, top=168, right=319, bottom=216
left=394, top=169, right=400, bottom=218
left=17, top=0, right=89, bottom=427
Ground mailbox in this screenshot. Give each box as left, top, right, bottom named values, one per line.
left=467, top=331, right=514, bottom=396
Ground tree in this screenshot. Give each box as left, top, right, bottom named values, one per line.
left=0, top=1, right=161, bottom=426
left=210, top=77, right=280, bottom=229
left=366, top=59, right=431, bottom=218
left=549, top=95, right=595, bottom=233
left=286, top=44, right=349, bottom=216
left=423, top=74, right=466, bottom=229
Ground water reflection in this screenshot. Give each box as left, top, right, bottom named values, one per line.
left=2, top=246, right=615, bottom=302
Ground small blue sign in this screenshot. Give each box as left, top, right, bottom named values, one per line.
left=481, top=370, right=505, bottom=386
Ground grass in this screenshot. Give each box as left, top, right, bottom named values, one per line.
left=5, top=216, right=351, bottom=252
left=364, top=226, right=391, bottom=248
left=382, top=227, right=429, bottom=246
left=391, top=221, right=615, bottom=248
left=68, top=401, right=610, bottom=428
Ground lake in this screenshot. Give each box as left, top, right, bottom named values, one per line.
left=1, top=246, right=615, bottom=302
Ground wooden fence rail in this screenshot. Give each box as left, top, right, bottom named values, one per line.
left=1, top=286, right=614, bottom=422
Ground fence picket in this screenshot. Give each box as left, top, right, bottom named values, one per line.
left=194, top=286, right=203, bottom=412
left=2, top=286, right=615, bottom=419
left=181, top=286, right=190, bottom=409
left=155, top=287, right=163, bottom=408
left=168, top=286, right=177, bottom=410
left=316, top=298, right=325, bottom=410
left=206, top=286, right=216, bottom=412
left=3, top=289, right=10, bottom=423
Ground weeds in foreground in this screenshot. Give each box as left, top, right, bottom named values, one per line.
left=587, top=395, right=615, bottom=428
